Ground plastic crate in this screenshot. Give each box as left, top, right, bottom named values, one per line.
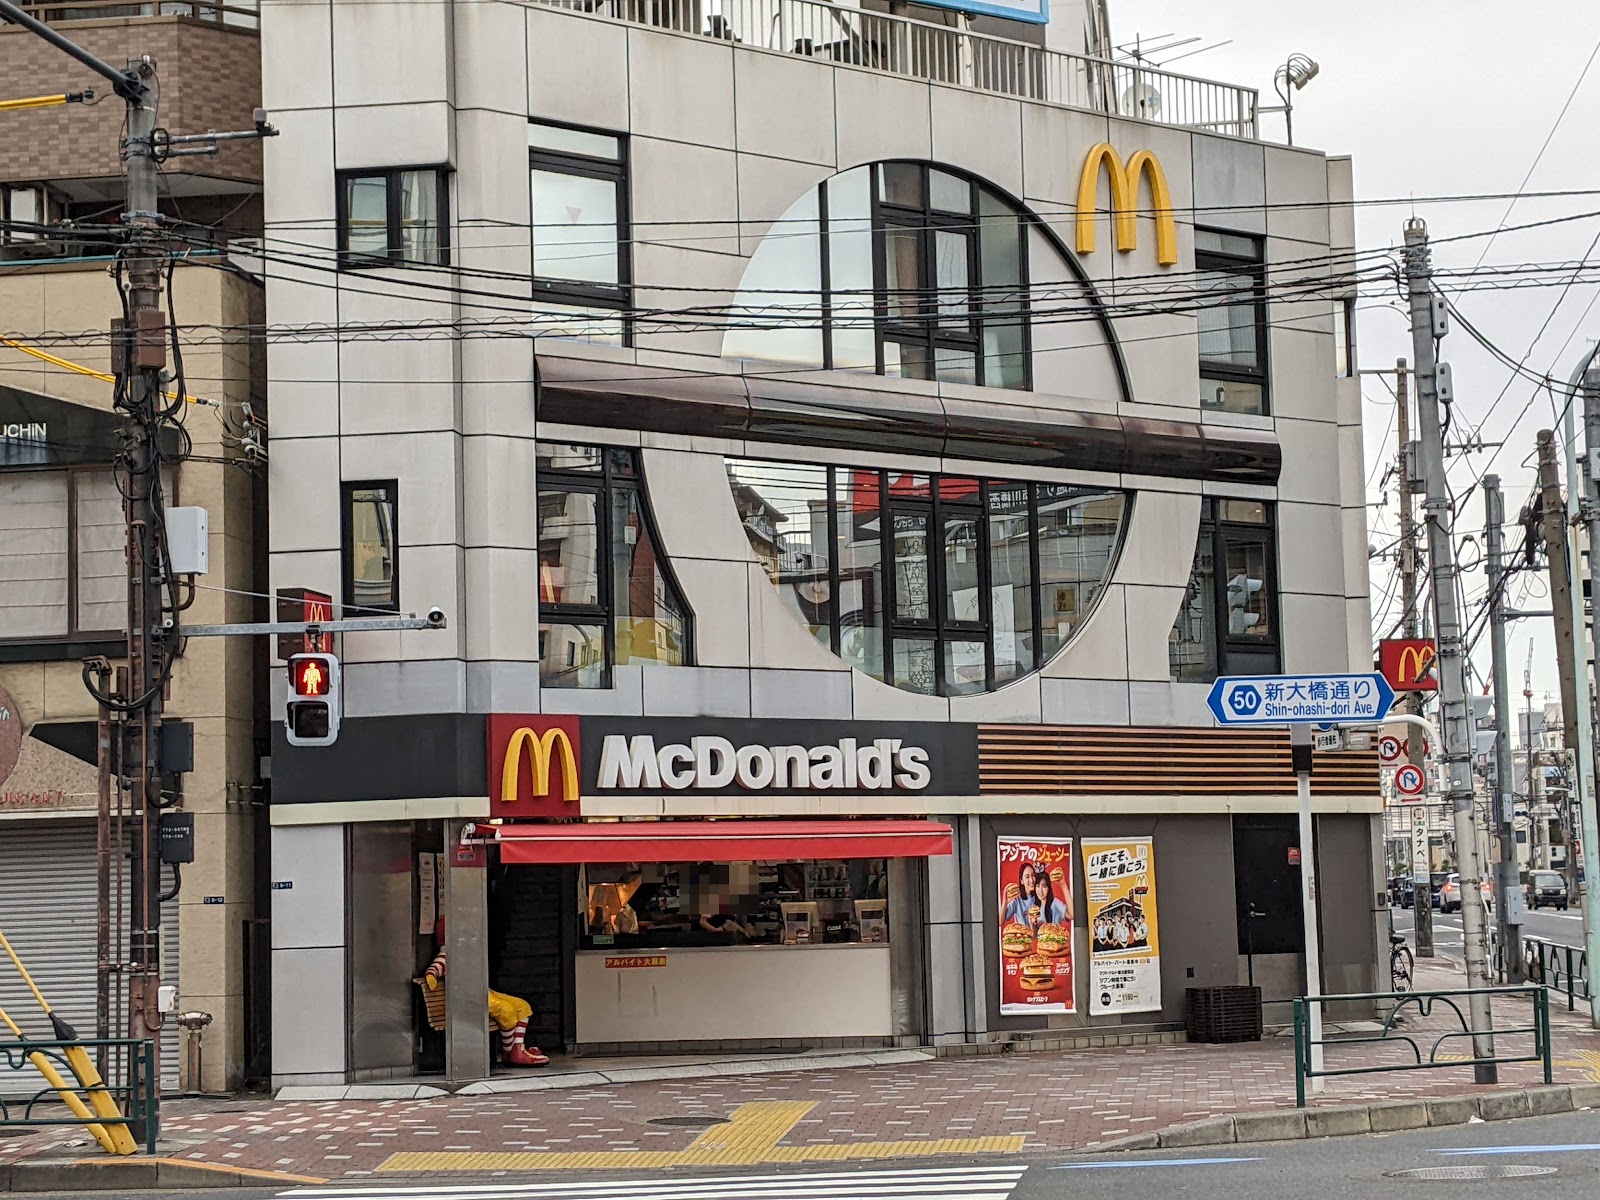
left=1185, top=985, right=1263, bottom=1043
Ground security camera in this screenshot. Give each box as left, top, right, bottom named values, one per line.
left=425, top=606, right=447, bottom=628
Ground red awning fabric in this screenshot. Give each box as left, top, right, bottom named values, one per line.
left=494, top=819, right=954, bottom=864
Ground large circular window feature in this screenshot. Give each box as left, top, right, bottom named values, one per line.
left=728, top=459, right=1128, bottom=695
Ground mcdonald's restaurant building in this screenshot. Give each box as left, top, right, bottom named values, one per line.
left=259, top=0, right=1383, bottom=1085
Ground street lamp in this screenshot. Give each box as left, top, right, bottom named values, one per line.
left=1267, top=53, right=1320, bottom=146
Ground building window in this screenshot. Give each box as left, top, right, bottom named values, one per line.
left=0, top=469, right=124, bottom=642
left=1333, top=295, right=1356, bottom=379
left=728, top=460, right=1127, bottom=695
left=1196, top=229, right=1268, bottom=415
left=341, top=481, right=398, bottom=613
left=724, top=162, right=1032, bottom=390
left=529, top=121, right=630, bottom=346
left=1168, top=498, right=1280, bottom=683
left=337, top=168, right=449, bottom=268
left=538, top=443, right=690, bottom=687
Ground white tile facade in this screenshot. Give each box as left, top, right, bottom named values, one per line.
left=261, top=0, right=1366, bottom=731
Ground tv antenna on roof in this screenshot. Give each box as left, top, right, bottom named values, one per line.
left=1115, top=31, right=1233, bottom=69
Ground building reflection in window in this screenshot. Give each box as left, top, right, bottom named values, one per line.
left=728, top=458, right=1127, bottom=695
left=538, top=442, right=691, bottom=687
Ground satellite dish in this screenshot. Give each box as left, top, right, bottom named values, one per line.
left=1121, top=83, right=1163, bottom=117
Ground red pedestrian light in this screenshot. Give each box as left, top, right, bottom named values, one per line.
left=293, top=656, right=329, bottom=697
left=285, top=653, right=341, bottom=746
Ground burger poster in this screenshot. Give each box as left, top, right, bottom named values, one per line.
left=1082, top=837, right=1161, bottom=1015
left=997, top=836, right=1074, bottom=1014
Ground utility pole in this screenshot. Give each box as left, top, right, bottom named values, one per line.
left=1395, top=359, right=1435, bottom=958
left=1403, top=218, right=1497, bottom=1079
left=1484, top=475, right=1524, bottom=981
left=0, top=0, right=277, bottom=1127
left=1576, top=366, right=1600, bottom=1026
left=1538, top=428, right=1585, bottom=903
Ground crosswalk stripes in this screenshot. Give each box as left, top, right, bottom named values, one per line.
left=278, top=1163, right=1030, bottom=1200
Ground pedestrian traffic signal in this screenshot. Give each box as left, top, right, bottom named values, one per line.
left=1226, top=573, right=1264, bottom=635
left=286, top=652, right=340, bottom=746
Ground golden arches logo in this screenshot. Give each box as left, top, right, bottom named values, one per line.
left=1075, top=143, right=1178, bottom=267
left=1396, top=644, right=1435, bottom=685
left=500, top=726, right=579, bottom=805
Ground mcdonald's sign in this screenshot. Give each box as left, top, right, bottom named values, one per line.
left=488, top=714, right=582, bottom=818
left=1378, top=638, right=1438, bottom=692
left=1075, top=143, right=1178, bottom=267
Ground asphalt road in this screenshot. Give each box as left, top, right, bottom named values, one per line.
left=1392, top=903, right=1588, bottom=955
left=17, top=1111, right=1600, bottom=1199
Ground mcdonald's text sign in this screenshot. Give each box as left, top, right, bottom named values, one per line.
left=1378, top=638, right=1438, bottom=692
left=1076, top=144, right=1178, bottom=267
left=489, top=714, right=582, bottom=818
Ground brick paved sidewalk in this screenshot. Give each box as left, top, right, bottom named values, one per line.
left=3, top=959, right=1596, bottom=1181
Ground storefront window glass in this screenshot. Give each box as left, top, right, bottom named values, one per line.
left=537, top=442, right=692, bottom=687
left=581, top=860, right=891, bottom=950
left=729, top=459, right=1127, bottom=694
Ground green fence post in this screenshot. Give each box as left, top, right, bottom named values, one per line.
left=1567, top=947, right=1576, bottom=1012
left=1293, top=998, right=1306, bottom=1108
left=144, top=1041, right=158, bottom=1155
left=1539, top=989, right=1552, bottom=1085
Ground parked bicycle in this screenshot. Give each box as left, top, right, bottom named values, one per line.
left=1390, top=931, right=1414, bottom=993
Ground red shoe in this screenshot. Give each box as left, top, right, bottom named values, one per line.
left=504, top=1044, right=550, bottom=1067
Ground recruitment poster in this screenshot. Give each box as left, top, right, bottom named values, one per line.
left=997, top=836, right=1074, bottom=1015
left=1082, top=837, right=1161, bottom=1015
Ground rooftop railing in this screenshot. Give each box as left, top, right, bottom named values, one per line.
left=525, top=0, right=1258, bottom=138
left=4, top=0, right=259, bottom=30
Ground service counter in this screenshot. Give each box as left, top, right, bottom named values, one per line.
left=574, top=942, right=893, bottom=1044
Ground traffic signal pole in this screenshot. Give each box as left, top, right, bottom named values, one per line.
left=1403, top=218, right=1497, bottom=1078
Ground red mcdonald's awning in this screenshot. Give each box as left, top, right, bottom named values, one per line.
left=495, top=819, right=954, bottom=864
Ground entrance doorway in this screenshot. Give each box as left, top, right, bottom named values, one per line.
left=1232, top=814, right=1306, bottom=999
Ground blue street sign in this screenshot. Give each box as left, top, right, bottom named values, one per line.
left=1206, top=673, right=1396, bottom=727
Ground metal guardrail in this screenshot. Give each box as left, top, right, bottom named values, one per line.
left=7, top=0, right=259, bottom=30
left=1292, top=988, right=1552, bottom=1108
left=523, top=0, right=1258, bottom=137
left=1487, top=930, right=1591, bottom=1011
left=0, top=1038, right=156, bottom=1155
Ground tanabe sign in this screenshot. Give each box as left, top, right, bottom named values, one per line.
left=598, top=735, right=931, bottom=792
left=1076, top=144, right=1178, bottom=267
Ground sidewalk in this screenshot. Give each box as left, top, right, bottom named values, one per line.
left=3, top=959, right=1597, bottom=1184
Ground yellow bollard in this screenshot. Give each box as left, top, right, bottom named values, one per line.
left=0, top=927, right=137, bottom=1155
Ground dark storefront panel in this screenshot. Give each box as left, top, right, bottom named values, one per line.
left=489, top=864, right=577, bottom=1054
left=982, top=814, right=1241, bottom=1032
left=981, top=812, right=1377, bottom=1034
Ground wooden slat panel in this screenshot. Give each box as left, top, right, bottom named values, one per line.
left=976, top=724, right=1380, bottom=796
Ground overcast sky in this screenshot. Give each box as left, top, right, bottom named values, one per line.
left=1113, top=1, right=1600, bottom=717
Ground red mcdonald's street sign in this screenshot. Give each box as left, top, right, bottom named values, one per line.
left=1378, top=638, right=1438, bottom=692
left=277, top=588, right=334, bottom=658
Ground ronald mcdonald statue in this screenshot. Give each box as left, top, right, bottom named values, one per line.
left=425, top=918, right=549, bottom=1067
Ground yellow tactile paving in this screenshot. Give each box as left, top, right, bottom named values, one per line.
left=377, top=1100, right=1024, bottom=1174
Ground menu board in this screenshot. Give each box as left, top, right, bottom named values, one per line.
left=997, top=836, right=1074, bottom=1014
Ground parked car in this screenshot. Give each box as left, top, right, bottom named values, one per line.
left=1389, top=876, right=1416, bottom=908
left=1526, top=870, right=1570, bottom=910
left=1429, top=871, right=1450, bottom=909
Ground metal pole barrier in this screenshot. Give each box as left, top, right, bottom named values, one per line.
left=1293, top=997, right=1306, bottom=1108
left=1292, top=726, right=1324, bottom=1092
left=1540, top=988, right=1553, bottom=1084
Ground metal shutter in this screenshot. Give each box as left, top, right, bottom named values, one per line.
left=0, top=819, right=180, bottom=1095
